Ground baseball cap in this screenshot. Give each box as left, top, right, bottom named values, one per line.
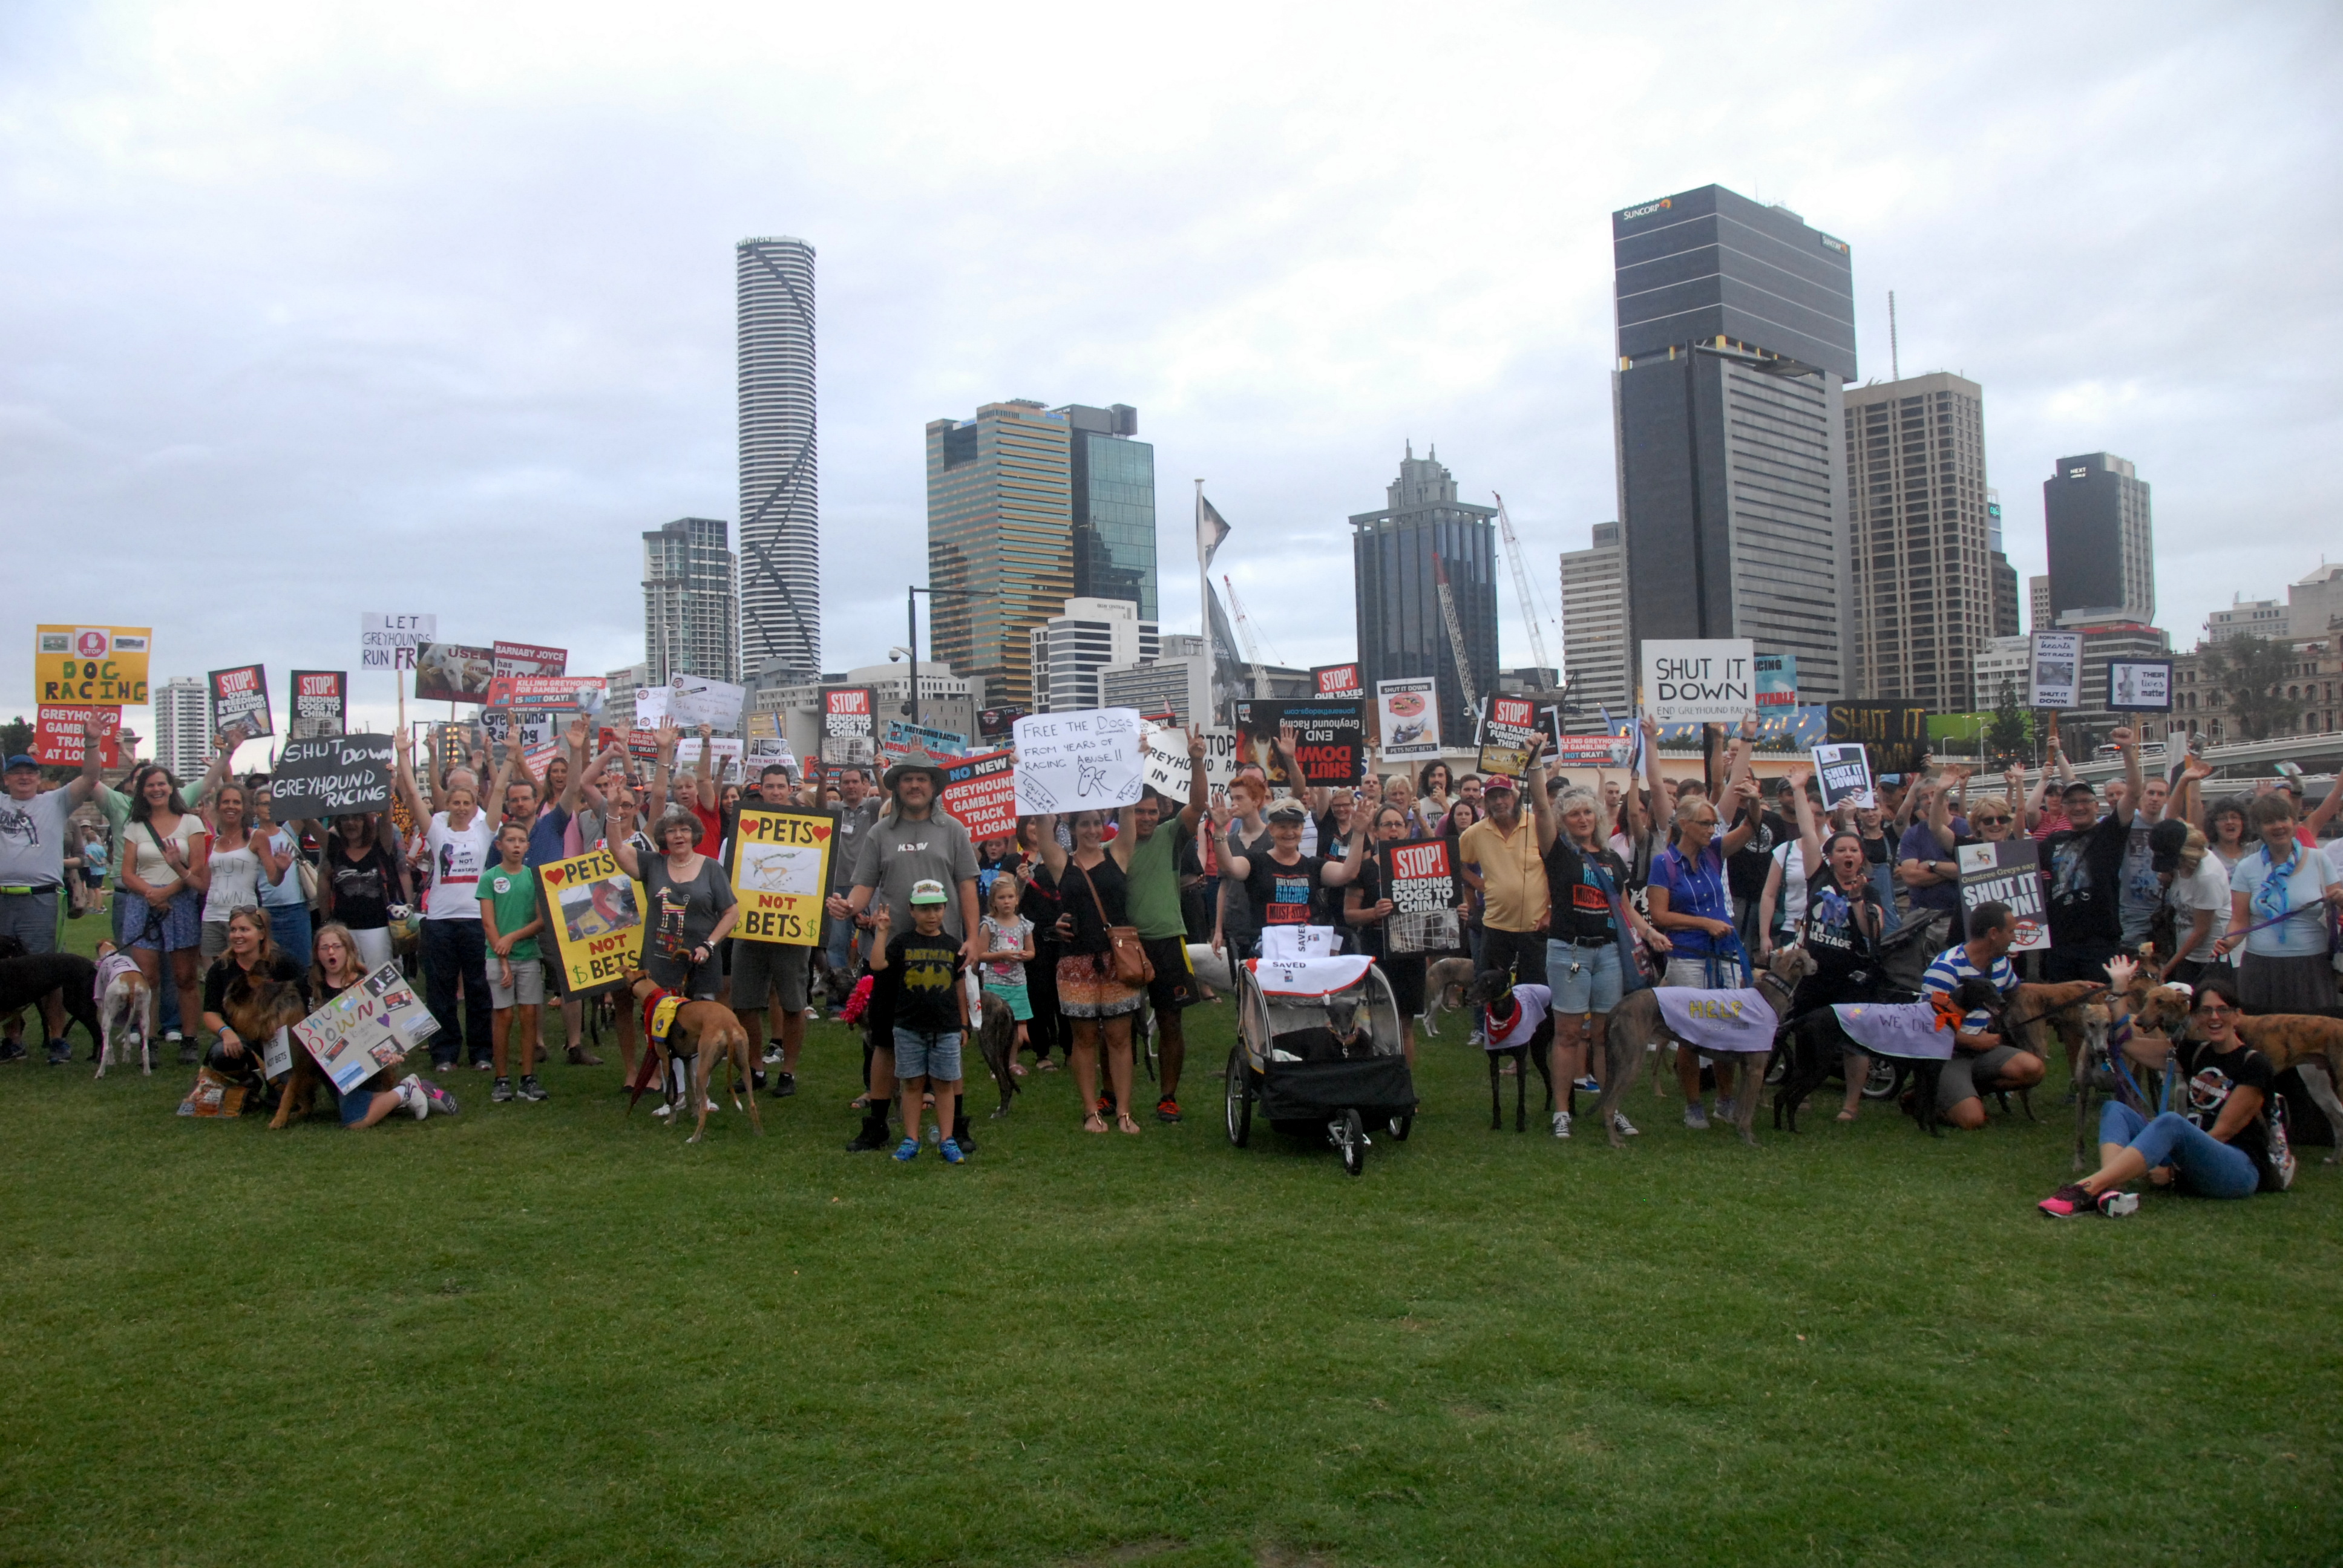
left=908, top=878, right=949, bottom=906
left=1264, top=798, right=1309, bottom=823
left=3, top=754, right=38, bottom=773
left=2148, top=818, right=2192, bottom=876
left=1482, top=774, right=1518, bottom=794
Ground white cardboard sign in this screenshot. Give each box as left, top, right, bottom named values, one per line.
left=1641, top=638, right=1755, bottom=727
left=1013, top=708, right=1146, bottom=815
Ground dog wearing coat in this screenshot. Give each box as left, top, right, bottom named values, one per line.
left=1469, top=970, right=1556, bottom=1131
left=626, top=972, right=764, bottom=1143
left=91, top=941, right=154, bottom=1077
left=1595, top=946, right=1816, bottom=1148
left=1773, top=975, right=2010, bottom=1138
left=0, top=949, right=101, bottom=1058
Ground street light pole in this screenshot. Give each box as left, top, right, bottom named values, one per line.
left=905, top=584, right=991, bottom=733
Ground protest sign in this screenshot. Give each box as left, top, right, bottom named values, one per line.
left=1312, top=663, right=1363, bottom=699
left=941, top=750, right=1019, bottom=841
left=1012, top=709, right=1145, bottom=814
left=821, top=687, right=877, bottom=764
left=1812, top=743, right=1873, bottom=810
left=2030, top=632, right=2082, bottom=710
left=413, top=642, right=496, bottom=704
left=289, top=670, right=346, bottom=739
left=492, top=641, right=567, bottom=679
left=673, top=737, right=745, bottom=778
left=667, top=673, right=746, bottom=731
left=730, top=806, right=836, bottom=946
left=1642, top=638, right=1755, bottom=727
left=209, top=665, right=273, bottom=740
left=1383, top=838, right=1462, bottom=955
left=480, top=710, right=559, bottom=756
left=880, top=717, right=968, bottom=764
left=33, top=705, right=122, bottom=768
left=361, top=613, right=436, bottom=672
left=978, top=705, right=1025, bottom=740
left=1755, top=653, right=1798, bottom=708
left=1475, top=693, right=1553, bottom=779
left=1142, top=727, right=1241, bottom=800
left=2108, top=659, right=2173, bottom=713
left=1375, top=678, right=1441, bottom=762
left=1552, top=733, right=1633, bottom=768
left=269, top=734, right=395, bottom=817
left=536, top=848, right=645, bottom=995
left=1958, top=839, right=2049, bottom=953
left=291, top=962, right=441, bottom=1094
left=1824, top=701, right=1929, bottom=774
left=34, top=625, right=150, bottom=706
left=746, top=733, right=798, bottom=774
left=1233, top=699, right=1367, bottom=786
left=483, top=675, right=606, bottom=713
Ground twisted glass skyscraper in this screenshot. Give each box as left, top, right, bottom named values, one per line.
left=736, top=236, right=819, bottom=676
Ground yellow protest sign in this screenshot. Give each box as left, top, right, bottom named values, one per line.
left=730, top=805, right=834, bottom=946
left=35, top=625, right=151, bottom=705
left=535, top=848, right=644, bottom=996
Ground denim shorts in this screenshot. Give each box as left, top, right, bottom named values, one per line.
left=893, top=1027, right=963, bottom=1083
left=1547, top=939, right=1624, bottom=1014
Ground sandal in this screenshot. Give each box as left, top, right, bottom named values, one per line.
left=1037, top=1059, right=1060, bottom=1072
left=1010, top=1062, right=1027, bottom=1077
left=1081, top=1114, right=1109, bottom=1134
left=1116, top=1114, right=1141, bottom=1135
left=1835, top=1108, right=1858, bottom=1123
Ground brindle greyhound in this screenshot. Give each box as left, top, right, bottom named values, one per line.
left=1596, top=946, right=1817, bottom=1148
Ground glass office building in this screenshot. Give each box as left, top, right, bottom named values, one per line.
left=1066, top=405, right=1157, bottom=623
left=1349, top=444, right=1499, bottom=732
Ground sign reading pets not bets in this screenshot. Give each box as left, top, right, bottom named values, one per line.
left=35, top=626, right=150, bottom=706
left=537, top=848, right=647, bottom=995
left=729, top=806, right=836, bottom=946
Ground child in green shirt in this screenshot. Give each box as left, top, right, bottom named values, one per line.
left=479, top=822, right=548, bottom=1102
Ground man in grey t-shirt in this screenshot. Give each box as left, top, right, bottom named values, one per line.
left=1, top=717, right=108, bottom=1062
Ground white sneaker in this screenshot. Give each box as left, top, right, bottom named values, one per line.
left=762, top=1045, right=785, bottom=1065
left=1613, top=1111, right=1640, bottom=1137
left=1550, top=1110, right=1572, bottom=1140
left=652, top=1102, right=673, bottom=1119
left=1714, top=1097, right=1736, bottom=1122
left=405, top=1083, right=430, bottom=1120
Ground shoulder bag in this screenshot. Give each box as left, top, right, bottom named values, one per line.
left=1078, top=860, right=1153, bottom=987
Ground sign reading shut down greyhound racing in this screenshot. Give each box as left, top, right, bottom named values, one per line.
left=1641, top=639, right=1755, bottom=727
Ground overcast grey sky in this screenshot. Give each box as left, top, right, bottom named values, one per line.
left=4, top=1, right=2338, bottom=741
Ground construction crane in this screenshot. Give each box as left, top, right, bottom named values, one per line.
left=1432, top=555, right=1479, bottom=717
left=1492, top=491, right=1560, bottom=690
left=1222, top=574, right=1271, bottom=700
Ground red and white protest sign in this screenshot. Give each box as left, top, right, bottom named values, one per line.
left=290, top=670, right=347, bottom=739
left=492, top=641, right=568, bottom=679
left=483, top=674, right=606, bottom=711
left=940, top=751, right=1018, bottom=841
left=1552, top=733, right=1633, bottom=768
left=209, top=664, right=273, bottom=740
left=34, top=705, right=123, bottom=768
left=1312, top=663, right=1362, bottom=699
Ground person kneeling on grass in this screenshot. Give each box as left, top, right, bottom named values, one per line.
left=870, top=879, right=970, bottom=1163
left=2040, top=973, right=2283, bottom=1218
left=1919, top=901, right=2043, bottom=1129
left=479, top=822, right=548, bottom=1105
left=313, top=921, right=458, bottom=1127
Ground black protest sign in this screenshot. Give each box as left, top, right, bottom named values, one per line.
left=270, top=733, right=395, bottom=817
left=1956, top=838, right=2048, bottom=952
left=1383, top=838, right=1461, bottom=954
left=209, top=664, right=273, bottom=740
left=1811, top=743, right=1873, bottom=809
left=1476, top=693, right=1558, bottom=779
left=1233, top=699, right=1368, bottom=785
left=1824, top=701, right=1928, bottom=774
left=290, top=670, right=346, bottom=739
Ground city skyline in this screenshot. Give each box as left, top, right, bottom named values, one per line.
left=4, top=5, right=2336, bottom=739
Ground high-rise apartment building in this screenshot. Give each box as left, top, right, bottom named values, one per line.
left=152, top=676, right=208, bottom=784
left=1844, top=373, right=1993, bottom=708
left=1611, top=185, right=1856, bottom=700
left=643, top=518, right=739, bottom=685
left=1031, top=597, right=1160, bottom=713
left=1349, top=444, right=1498, bottom=731
left=2044, top=452, right=2153, bottom=622
left=925, top=400, right=1155, bottom=708
left=2029, top=575, right=2052, bottom=635
left=736, top=237, right=820, bottom=678
left=1560, top=521, right=1629, bottom=721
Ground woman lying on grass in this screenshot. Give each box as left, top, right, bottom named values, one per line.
left=2039, top=969, right=2282, bottom=1218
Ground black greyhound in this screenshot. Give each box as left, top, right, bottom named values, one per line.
left=1774, top=977, right=2008, bottom=1137
left=1471, top=970, right=1557, bottom=1132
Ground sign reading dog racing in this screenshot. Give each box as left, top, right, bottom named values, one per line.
left=941, top=751, right=1018, bottom=841
left=1381, top=838, right=1461, bottom=955
left=35, top=624, right=150, bottom=705
left=270, top=734, right=395, bottom=816
left=209, top=664, right=273, bottom=740
left=1958, top=839, right=2048, bottom=953
left=536, top=849, right=646, bottom=994
left=729, top=806, right=836, bottom=946
left=289, top=670, right=346, bottom=738
left=1012, top=708, right=1146, bottom=815
left=292, top=962, right=441, bottom=1094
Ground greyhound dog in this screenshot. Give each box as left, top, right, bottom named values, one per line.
left=976, top=988, right=1020, bottom=1119
left=2005, top=979, right=2115, bottom=1097
left=1597, top=947, right=1817, bottom=1148
left=0, top=949, right=101, bottom=1059
left=1773, top=975, right=2010, bottom=1138
left=1420, top=957, right=1478, bottom=1039
left=626, top=972, right=764, bottom=1144
left=91, top=941, right=153, bottom=1077
left=2132, top=986, right=2343, bottom=1164
left=1469, top=970, right=1556, bottom=1131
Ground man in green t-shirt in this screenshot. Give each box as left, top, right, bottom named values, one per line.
left=478, top=822, right=548, bottom=1103
left=1126, top=730, right=1210, bottom=1122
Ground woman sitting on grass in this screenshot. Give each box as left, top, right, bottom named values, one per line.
left=311, top=921, right=456, bottom=1127
left=2039, top=970, right=2282, bottom=1218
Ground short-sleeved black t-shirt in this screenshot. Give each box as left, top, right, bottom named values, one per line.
left=2178, top=1036, right=2278, bottom=1192
left=1057, top=856, right=1131, bottom=958
left=1544, top=834, right=1627, bottom=946
left=1727, top=810, right=1791, bottom=901
left=1242, top=851, right=1330, bottom=929
left=203, top=953, right=310, bottom=1018
left=2042, top=811, right=2130, bottom=949
left=883, top=929, right=966, bottom=1035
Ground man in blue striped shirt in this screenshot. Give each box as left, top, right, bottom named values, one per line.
left=1921, top=901, right=2040, bottom=1129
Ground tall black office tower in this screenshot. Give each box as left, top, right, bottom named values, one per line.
left=2043, top=452, right=2154, bottom=623
left=1350, top=444, right=1498, bottom=733
left=1611, top=186, right=1856, bottom=700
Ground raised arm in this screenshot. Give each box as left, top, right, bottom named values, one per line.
left=692, top=724, right=718, bottom=812
left=393, top=730, right=429, bottom=837
left=1788, top=766, right=1821, bottom=877
left=1640, top=714, right=1672, bottom=843
left=1178, top=730, right=1209, bottom=833
left=1108, top=803, right=1138, bottom=871
left=2111, top=728, right=2143, bottom=828
left=1525, top=735, right=1558, bottom=854
left=1034, top=815, right=1068, bottom=878
left=1321, top=808, right=1371, bottom=886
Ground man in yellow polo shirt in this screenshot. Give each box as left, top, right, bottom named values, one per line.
left=1459, top=767, right=1548, bottom=987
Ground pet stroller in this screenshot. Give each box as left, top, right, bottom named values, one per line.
left=1224, top=954, right=1415, bottom=1176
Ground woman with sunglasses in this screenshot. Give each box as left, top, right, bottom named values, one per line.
left=1648, top=758, right=1758, bottom=1129
left=2040, top=970, right=2280, bottom=1217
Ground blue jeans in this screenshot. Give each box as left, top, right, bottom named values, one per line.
left=892, top=1026, right=963, bottom=1083
left=824, top=909, right=856, bottom=980
left=1547, top=939, right=1624, bottom=1014
left=266, top=903, right=312, bottom=970
left=2098, top=1102, right=2260, bottom=1199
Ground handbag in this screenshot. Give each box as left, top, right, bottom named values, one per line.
left=1077, top=861, right=1153, bottom=987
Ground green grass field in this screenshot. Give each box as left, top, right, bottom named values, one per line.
left=3, top=915, right=2339, bottom=1567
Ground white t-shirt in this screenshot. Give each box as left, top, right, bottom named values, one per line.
left=201, top=838, right=263, bottom=923
left=1769, top=840, right=1810, bottom=933
left=0, top=788, right=79, bottom=889
left=423, top=812, right=497, bottom=921
left=2165, top=855, right=2230, bottom=965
